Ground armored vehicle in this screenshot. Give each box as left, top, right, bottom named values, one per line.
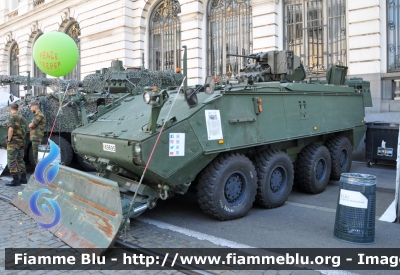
left=13, top=50, right=372, bottom=251
left=0, top=63, right=184, bottom=170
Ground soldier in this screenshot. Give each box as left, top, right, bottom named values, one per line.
left=6, top=103, right=27, bottom=186
left=29, top=101, right=46, bottom=166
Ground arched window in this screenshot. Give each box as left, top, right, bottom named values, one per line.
left=207, top=0, right=252, bottom=79
left=284, top=0, right=347, bottom=75
left=149, top=0, right=181, bottom=71
left=33, top=34, right=46, bottom=96
left=10, top=43, right=19, bottom=96
left=64, top=22, right=81, bottom=80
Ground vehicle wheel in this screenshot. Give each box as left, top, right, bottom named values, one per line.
left=367, top=160, right=373, bottom=167
left=253, top=150, right=294, bottom=208
left=75, top=153, right=96, bottom=171
left=326, top=136, right=352, bottom=180
left=29, top=135, right=74, bottom=167
left=196, top=153, right=257, bottom=221
left=295, top=144, right=332, bottom=194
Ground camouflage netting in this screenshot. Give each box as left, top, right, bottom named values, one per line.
left=0, top=67, right=184, bottom=134
left=0, top=75, right=80, bottom=93
left=0, top=100, right=30, bottom=128
left=1, top=67, right=183, bottom=95
left=82, top=69, right=184, bottom=94
left=0, top=94, right=116, bottom=132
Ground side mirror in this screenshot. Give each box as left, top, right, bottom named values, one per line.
left=204, top=76, right=215, bottom=95
left=184, top=76, right=215, bottom=108
left=184, top=88, right=198, bottom=108
left=96, top=98, right=106, bottom=107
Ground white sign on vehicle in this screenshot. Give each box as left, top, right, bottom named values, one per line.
left=339, top=189, right=368, bottom=209
left=103, top=143, right=116, bottom=152
left=169, top=133, right=185, bottom=156
left=205, top=110, right=223, bottom=140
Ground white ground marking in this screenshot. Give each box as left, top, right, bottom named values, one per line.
left=137, top=217, right=360, bottom=275
left=318, top=271, right=359, bottom=275
left=136, top=216, right=253, bottom=248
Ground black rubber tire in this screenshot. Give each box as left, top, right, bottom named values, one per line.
left=196, top=153, right=257, bottom=221
left=326, top=136, right=352, bottom=180
left=294, top=144, right=332, bottom=194
left=29, top=135, right=74, bottom=167
left=75, top=153, right=96, bottom=171
left=253, top=150, right=294, bottom=208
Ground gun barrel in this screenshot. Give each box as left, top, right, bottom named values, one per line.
left=226, top=54, right=257, bottom=59
left=0, top=75, right=81, bottom=89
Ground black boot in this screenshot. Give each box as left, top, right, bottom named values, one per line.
left=6, top=174, right=21, bottom=187
left=20, top=173, right=27, bottom=184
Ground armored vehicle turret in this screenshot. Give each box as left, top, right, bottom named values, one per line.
left=13, top=50, right=372, bottom=251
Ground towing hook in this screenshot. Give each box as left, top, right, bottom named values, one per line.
left=158, top=184, right=169, bottom=200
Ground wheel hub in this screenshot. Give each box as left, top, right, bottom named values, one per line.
left=339, top=149, right=348, bottom=168
left=315, top=159, right=326, bottom=180
left=270, top=167, right=285, bottom=193
left=224, top=173, right=246, bottom=204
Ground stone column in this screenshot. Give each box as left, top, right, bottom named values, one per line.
left=0, top=4, right=9, bottom=24
left=179, top=0, right=204, bottom=86
left=252, top=0, right=280, bottom=52
left=348, top=1, right=382, bottom=112
left=394, top=79, right=400, bottom=100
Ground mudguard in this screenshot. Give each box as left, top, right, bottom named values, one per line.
left=12, top=165, right=123, bottom=251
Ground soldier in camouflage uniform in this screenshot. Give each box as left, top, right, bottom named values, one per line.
left=29, top=101, right=46, bottom=167
left=6, top=103, right=27, bottom=186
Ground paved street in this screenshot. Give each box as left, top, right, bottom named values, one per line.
left=0, top=160, right=399, bottom=275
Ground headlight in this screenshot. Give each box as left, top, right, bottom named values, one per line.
left=133, top=144, right=142, bottom=165
left=73, top=135, right=76, bottom=143
left=143, top=86, right=159, bottom=105
left=143, top=92, right=151, bottom=104
left=134, top=144, right=141, bottom=154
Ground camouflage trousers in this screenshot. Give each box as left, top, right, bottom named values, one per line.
left=31, top=140, right=40, bottom=165
left=7, top=144, right=26, bottom=175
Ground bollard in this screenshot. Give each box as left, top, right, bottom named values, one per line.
left=333, top=173, right=376, bottom=244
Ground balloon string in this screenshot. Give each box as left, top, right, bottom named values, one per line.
left=120, top=76, right=186, bottom=233
left=42, top=83, right=69, bottom=158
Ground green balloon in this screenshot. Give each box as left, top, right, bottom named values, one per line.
left=33, top=32, right=79, bottom=77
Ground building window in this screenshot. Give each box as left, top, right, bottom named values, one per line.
left=388, top=0, right=400, bottom=72
left=207, top=0, right=252, bottom=79
left=149, top=0, right=181, bottom=71
left=33, top=34, right=46, bottom=96
left=284, top=0, right=347, bottom=75
left=10, top=43, right=19, bottom=97
left=64, top=22, right=81, bottom=80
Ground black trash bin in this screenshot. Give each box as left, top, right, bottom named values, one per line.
left=333, top=173, right=376, bottom=244
left=365, top=122, right=399, bottom=166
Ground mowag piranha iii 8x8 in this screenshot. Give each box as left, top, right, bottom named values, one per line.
left=13, top=49, right=372, bottom=251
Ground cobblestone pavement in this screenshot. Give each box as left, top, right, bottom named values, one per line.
left=0, top=176, right=323, bottom=275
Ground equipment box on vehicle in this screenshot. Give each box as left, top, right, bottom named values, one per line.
left=365, top=122, right=399, bottom=166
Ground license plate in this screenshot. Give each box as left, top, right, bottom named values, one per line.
left=103, top=143, right=116, bottom=152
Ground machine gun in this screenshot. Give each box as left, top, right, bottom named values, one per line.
left=227, top=50, right=306, bottom=84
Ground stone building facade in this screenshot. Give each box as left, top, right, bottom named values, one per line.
left=0, top=0, right=399, bottom=121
